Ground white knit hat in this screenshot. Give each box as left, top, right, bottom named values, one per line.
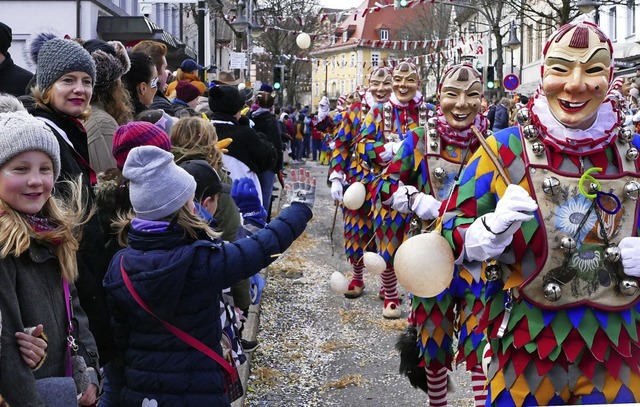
left=0, top=111, right=61, bottom=179
left=123, top=146, right=196, bottom=220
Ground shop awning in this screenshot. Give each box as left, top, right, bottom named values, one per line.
left=97, top=16, right=197, bottom=67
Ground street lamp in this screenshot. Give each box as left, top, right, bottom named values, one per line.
left=504, top=21, right=521, bottom=77
left=576, top=0, right=601, bottom=25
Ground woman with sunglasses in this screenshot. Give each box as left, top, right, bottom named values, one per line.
left=122, top=52, right=159, bottom=116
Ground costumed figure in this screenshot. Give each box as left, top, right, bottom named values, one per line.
left=442, top=22, right=640, bottom=406
left=374, top=64, right=489, bottom=406
left=328, top=68, right=393, bottom=298
left=358, top=61, right=433, bottom=318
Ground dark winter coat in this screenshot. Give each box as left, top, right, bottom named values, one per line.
left=209, top=111, right=277, bottom=174
left=103, top=203, right=312, bottom=406
left=150, top=92, right=176, bottom=116
left=30, top=107, right=116, bottom=364
left=251, top=109, right=283, bottom=171
left=0, top=52, right=33, bottom=97
left=492, top=104, right=509, bottom=132
left=0, top=240, right=98, bottom=407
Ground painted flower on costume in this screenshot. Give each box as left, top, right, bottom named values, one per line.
left=554, top=195, right=597, bottom=246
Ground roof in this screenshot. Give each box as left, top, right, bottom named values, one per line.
left=312, top=0, right=433, bottom=55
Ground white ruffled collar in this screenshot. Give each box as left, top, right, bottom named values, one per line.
left=435, top=105, right=488, bottom=147
left=389, top=90, right=423, bottom=108
left=530, top=92, right=620, bottom=153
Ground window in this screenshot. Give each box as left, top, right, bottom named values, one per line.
left=351, top=79, right=355, bottom=92
left=341, top=53, right=346, bottom=67
left=610, top=7, right=617, bottom=41
left=371, top=52, right=380, bottom=67
left=526, top=25, right=533, bottom=64
left=380, top=29, right=389, bottom=41
left=314, top=83, right=319, bottom=96
left=350, top=52, right=356, bottom=67
left=342, top=31, right=348, bottom=43
left=627, top=4, right=636, bottom=36
left=341, top=80, right=345, bottom=94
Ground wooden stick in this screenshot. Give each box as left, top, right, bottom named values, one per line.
left=471, top=125, right=512, bottom=185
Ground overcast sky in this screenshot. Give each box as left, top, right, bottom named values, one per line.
left=321, top=0, right=362, bottom=10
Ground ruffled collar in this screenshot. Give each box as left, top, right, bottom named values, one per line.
left=435, top=105, right=488, bottom=148
left=389, top=90, right=423, bottom=108
left=530, top=92, right=620, bottom=153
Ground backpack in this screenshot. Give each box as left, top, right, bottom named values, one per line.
left=295, top=122, right=304, bottom=140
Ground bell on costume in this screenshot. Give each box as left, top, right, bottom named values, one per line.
left=531, top=141, right=545, bottom=155
left=428, top=128, right=439, bottom=140
left=433, top=167, right=446, bottom=179
left=620, top=278, right=639, bottom=296
left=543, top=281, right=562, bottom=301
left=626, top=147, right=639, bottom=161
left=522, top=125, right=537, bottom=140
left=542, top=177, right=561, bottom=195
left=484, top=262, right=502, bottom=281
left=559, top=236, right=577, bottom=254
left=624, top=181, right=640, bottom=200
left=516, top=108, right=531, bottom=126
left=604, top=244, right=621, bottom=263
left=618, top=127, right=634, bottom=143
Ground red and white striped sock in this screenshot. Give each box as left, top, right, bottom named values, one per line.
left=426, top=366, right=448, bottom=407
left=380, top=267, right=398, bottom=300
left=470, top=364, right=487, bottom=407
left=351, top=261, right=364, bottom=283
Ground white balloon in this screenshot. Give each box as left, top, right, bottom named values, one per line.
left=343, top=182, right=366, bottom=210
left=363, top=252, right=386, bottom=275
left=394, top=232, right=454, bottom=297
left=330, top=271, right=349, bottom=294
left=296, top=32, right=311, bottom=49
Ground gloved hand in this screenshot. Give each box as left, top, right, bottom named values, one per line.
left=464, top=184, right=538, bottom=262
left=379, top=141, right=402, bottom=162
left=329, top=171, right=345, bottom=202
left=231, top=177, right=267, bottom=227
left=619, top=237, right=640, bottom=277
left=388, top=185, right=441, bottom=219
left=288, top=168, right=317, bottom=209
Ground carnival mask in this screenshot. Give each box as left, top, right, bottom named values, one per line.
left=542, top=23, right=612, bottom=130
left=392, top=62, right=419, bottom=104
left=368, top=67, right=393, bottom=104
left=438, top=65, right=484, bottom=130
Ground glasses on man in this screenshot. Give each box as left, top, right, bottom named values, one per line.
left=150, top=77, right=159, bottom=89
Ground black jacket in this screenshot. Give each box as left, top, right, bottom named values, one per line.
left=209, top=111, right=277, bottom=173
left=0, top=52, right=33, bottom=97
left=150, top=92, right=176, bottom=116
left=30, top=107, right=117, bottom=364
left=251, top=109, right=283, bottom=172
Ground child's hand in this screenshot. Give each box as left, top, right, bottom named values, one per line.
left=231, top=178, right=267, bottom=226
left=287, top=168, right=316, bottom=209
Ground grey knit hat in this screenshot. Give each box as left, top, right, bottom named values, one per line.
left=0, top=111, right=61, bottom=180
left=123, top=146, right=196, bottom=220
left=35, top=38, right=96, bottom=91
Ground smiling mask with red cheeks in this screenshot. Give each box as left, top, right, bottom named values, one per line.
left=392, top=62, right=419, bottom=104
left=438, top=65, right=484, bottom=131
left=542, top=23, right=613, bottom=130
left=368, top=67, right=393, bottom=104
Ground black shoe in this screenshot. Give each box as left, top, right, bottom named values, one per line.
left=272, top=186, right=280, bottom=191
left=241, top=339, right=259, bottom=352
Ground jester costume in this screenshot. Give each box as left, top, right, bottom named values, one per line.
left=442, top=23, right=640, bottom=406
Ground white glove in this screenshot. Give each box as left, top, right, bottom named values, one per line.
left=464, top=184, right=538, bottom=262
left=379, top=141, right=402, bottom=162
left=388, top=185, right=440, bottom=219
left=619, top=237, right=640, bottom=277
left=331, top=180, right=343, bottom=202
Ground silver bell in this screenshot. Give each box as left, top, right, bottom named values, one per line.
left=544, top=282, right=562, bottom=301
left=516, top=108, right=531, bottom=126
left=588, top=182, right=600, bottom=194
left=542, top=177, right=561, bottom=195
left=560, top=236, right=577, bottom=254
left=427, top=117, right=437, bottom=128
left=429, top=141, right=439, bottom=150
left=618, top=127, right=634, bottom=143
left=624, top=181, right=640, bottom=200
left=485, top=129, right=493, bottom=137
left=428, top=128, right=439, bottom=140
left=410, top=218, right=420, bottom=229
left=627, top=147, right=639, bottom=161
left=522, top=125, right=538, bottom=140
left=604, top=245, right=621, bottom=262
left=532, top=142, right=545, bottom=155
left=433, top=167, right=446, bottom=179
left=620, top=278, right=639, bottom=296
left=484, top=264, right=502, bottom=281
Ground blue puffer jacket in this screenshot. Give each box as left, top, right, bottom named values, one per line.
left=103, top=203, right=312, bottom=406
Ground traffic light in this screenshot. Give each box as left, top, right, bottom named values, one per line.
left=283, top=66, right=290, bottom=82
left=394, top=0, right=408, bottom=8
left=485, top=66, right=495, bottom=90
left=273, top=65, right=282, bottom=90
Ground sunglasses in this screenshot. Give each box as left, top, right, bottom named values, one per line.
left=150, top=77, right=159, bottom=89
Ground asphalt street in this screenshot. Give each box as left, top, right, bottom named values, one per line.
left=236, top=160, right=476, bottom=407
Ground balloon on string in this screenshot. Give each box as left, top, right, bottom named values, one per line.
left=296, top=32, right=311, bottom=49
left=362, top=252, right=386, bottom=275
left=330, top=271, right=349, bottom=294
left=343, top=182, right=366, bottom=210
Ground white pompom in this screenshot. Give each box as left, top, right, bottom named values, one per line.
left=330, top=271, right=349, bottom=294
left=482, top=342, right=491, bottom=378
left=343, top=182, right=366, bottom=210
left=362, top=252, right=386, bottom=275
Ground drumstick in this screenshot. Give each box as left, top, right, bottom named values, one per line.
left=471, top=125, right=512, bottom=185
